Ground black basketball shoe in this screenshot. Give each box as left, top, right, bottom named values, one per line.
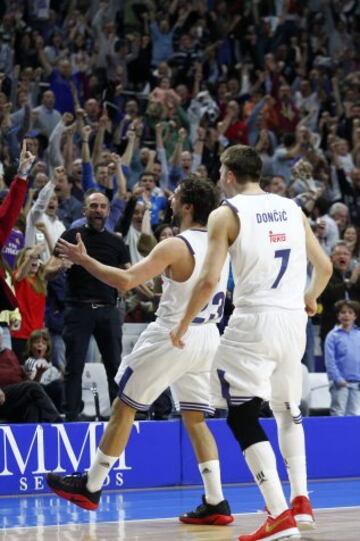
left=46, top=472, right=101, bottom=510
left=179, top=495, right=234, bottom=525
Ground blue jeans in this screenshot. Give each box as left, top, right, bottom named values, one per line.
left=330, top=382, right=360, bottom=416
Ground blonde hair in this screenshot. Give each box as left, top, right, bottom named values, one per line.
left=15, top=249, right=47, bottom=295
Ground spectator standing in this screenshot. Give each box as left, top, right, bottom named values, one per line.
left=32, top=90, right=62, bottom=137
left=36, top=37, right=80, bottom=115
left=271, top=133, right=303, bottom=187
left=343, top=224, right=360, bottom=268
left=149, top=15, right=176, bottom=67
left=45, top=191, right=130, bottom=421
left=25, top=166, right=66, bottom=261
left=54, top=168, right=83, bottom=229
left=138, top=171, right=168, bottom=228
left=11, top=243, right=48, bottom=361
left=0, top=141, right=35, bottom=313
left=320, top=242, right=360, bottom=343
left=0, top=258, right=21, bottom=350
left=325, top=300, right=360, bottom=416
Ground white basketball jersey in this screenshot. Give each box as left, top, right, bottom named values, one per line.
left=156, top=229, right=229, bottom=326
left=227, top=193, right=307, bottom=311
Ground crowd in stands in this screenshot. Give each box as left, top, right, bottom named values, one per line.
left=1, top=0, right=360, bottom=421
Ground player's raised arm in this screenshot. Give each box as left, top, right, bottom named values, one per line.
left=57, top=233, right=186, bottom=292
left=171, top=205, right=238, bottom=348
left=302, top=213, right=333, bottom=315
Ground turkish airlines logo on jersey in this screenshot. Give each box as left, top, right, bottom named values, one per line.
left=269, top=231, right=287, bottom=243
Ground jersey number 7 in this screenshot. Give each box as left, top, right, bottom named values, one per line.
left=271, top=249, right=291, bottom=288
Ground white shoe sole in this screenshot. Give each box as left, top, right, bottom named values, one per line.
left=264, top=527, right=301, bottom=541
left=295, top=514, right=316, bottom=531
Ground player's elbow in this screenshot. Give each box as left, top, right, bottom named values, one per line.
left=115, top=274, right=132, bottom=292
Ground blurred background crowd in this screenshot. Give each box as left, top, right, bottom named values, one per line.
left=1, top=0, right=360, bottom=422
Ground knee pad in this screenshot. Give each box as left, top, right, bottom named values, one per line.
left=227, top=398, right=268, bottom=452
left=271, top=402, right=302, bottom=427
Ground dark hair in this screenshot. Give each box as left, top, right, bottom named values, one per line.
left=342, top=224, right=360, bottom=257
left=283, top=133, right=296, bottom=147
left=94, top=162, right=108, bottom=172
left=334, top=299, right=360, bottom=317
left=260, top=176, right=272, bottom=190
left=154, top=223, right=173, bottom=242
left=139, top=171, right=156, bottom=182
left=313, top=196, right=331, bottom=216
left=331, top=240, right=351, bottom=255
left=178, top=176, right=219, bottom=225
left=220, top=145, right=262, bottom=184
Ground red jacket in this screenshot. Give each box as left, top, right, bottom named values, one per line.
left=0, top=176, right=28, bottom=310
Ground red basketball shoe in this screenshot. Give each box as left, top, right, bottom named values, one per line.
left=239, top=509, right=300, bottom=541
left=291, top=495, right=315, bottom=530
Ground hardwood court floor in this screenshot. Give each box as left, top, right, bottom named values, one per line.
left=1, top=508, right=359, bottom=541
left=1, top=479, right=359, bottom=540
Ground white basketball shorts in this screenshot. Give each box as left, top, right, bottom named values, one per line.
left=115, top=321, right=220, bottom=414
left=212, top=309, right=307, bottom=413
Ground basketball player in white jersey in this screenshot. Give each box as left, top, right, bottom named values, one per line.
left=46, top=177, right=233, bottom=525
left=171, top=146, right=333, bottom=541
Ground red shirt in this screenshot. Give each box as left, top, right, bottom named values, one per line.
left=11, top=274, right=46, bottom=340
left=272, top=100, right=300, bottom=134
left=225, top=120, right=249, bottom=144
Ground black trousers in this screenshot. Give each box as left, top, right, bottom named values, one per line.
left=0, top=381, right=62, bottom=423
left=43, top=380, right=64, bottom=413
left=62, top=304, right=122, bottom=420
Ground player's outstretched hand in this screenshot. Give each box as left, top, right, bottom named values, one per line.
left=170, top=322, right=188, bottom=349
left=57, top=233, right=87, bottom=265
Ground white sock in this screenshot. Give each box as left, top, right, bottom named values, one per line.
left=273, top=409, right=308, bottom=501
left=86, top=448, right=118, bottom=493
left=244, top=441, right=288, bottom=517
left=285, top=456, right=308, bottom=501
left=198, top=460, right=224, bottom=505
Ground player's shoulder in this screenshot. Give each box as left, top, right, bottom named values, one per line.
left=171, top=233, right=198, bottom=252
